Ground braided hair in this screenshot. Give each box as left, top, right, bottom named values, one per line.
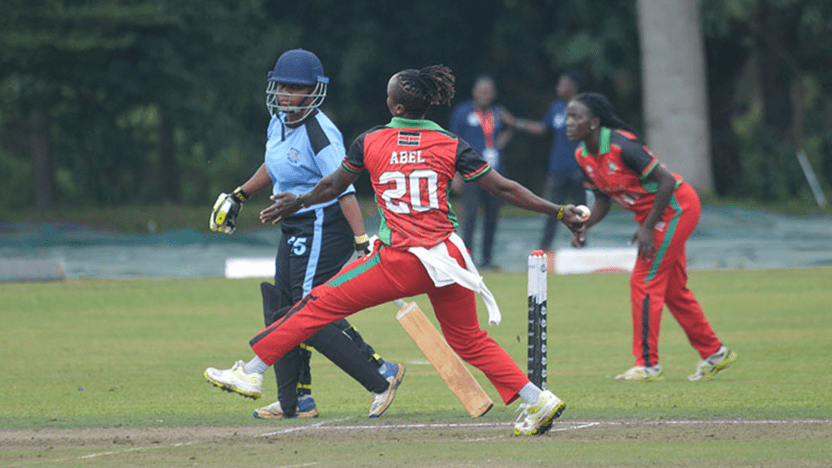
left=395, top=65, right=456, bottom=116
left=574, top=92, right=641, bottom=141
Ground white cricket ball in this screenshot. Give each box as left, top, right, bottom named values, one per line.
left=576, top=205, right=591, bottom=222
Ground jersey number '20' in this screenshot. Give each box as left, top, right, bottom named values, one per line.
left=379, top=170, right=439, bottom=214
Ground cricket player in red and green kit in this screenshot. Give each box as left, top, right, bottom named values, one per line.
left=565, top=92, right=737, bottom=382
left=204, top=65, right=590, bottom=436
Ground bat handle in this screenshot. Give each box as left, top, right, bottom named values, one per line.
left=393, top=299, right=407, bottom=309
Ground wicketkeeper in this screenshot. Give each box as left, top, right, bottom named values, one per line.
left=208, top=48, right=404, bottom=419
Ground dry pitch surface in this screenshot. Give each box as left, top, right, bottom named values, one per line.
left=2, top=418, right=830, bottom=467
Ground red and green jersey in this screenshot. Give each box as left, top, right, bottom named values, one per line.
left=576, top=127, right=683, bottom=223
left=343, top=117, right=490, bottom=249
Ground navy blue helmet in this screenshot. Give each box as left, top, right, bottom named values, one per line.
left=266, top=49, right=329, bottom=118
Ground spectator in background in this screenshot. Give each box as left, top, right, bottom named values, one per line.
left=449, top=75, right=517, bottom=270
left=514, top=70, right=587, bottom=252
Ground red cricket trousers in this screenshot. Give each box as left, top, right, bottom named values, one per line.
left=250, top=238, right=529, bottom=404
left=629, top=183, right=721, bottom=367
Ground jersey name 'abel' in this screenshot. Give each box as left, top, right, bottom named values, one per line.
left=389, top=150, right=426, bottom=164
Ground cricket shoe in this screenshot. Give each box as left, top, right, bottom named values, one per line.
left=513, top=390, right=566, bottom=436
left=204, top=360, right=263, bottom=399
left=253, top=396, right=319, bottom=419
left=369, top=362, right=405, bottom=418
left=615, top=365, right=664, bottom=382
left=687, top=346, right=737, bottom=382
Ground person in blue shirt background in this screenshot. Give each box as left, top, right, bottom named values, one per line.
left=209, top=49, right=404, bottom=420
left=515, top=70, right=587, bottom=251
left=449, top=75, right=517, bottom=270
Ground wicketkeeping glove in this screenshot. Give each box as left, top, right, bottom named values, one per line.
left=209, top=187, right=248, bottom=234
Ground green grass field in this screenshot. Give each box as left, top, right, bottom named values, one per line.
left=2, top=268, right=831, bottom=467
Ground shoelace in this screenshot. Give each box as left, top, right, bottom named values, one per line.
left=514, top=402, right=531, bottom=424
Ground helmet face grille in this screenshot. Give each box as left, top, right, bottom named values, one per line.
left=265, top=49, right=328, bottom=118
left=265, top=80, right=327, bottom=118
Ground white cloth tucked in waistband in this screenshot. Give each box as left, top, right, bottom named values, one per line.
left=407, top=232, right=501, bottom=326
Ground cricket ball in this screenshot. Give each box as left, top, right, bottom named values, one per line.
left=576, top=205, right=591, bottom=222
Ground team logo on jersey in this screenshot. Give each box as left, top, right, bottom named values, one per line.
left=288, top=148, right=302, bottom=163
left=397, top=131, right=421, bottom=146
left=607, top=161, right=619, bottom=175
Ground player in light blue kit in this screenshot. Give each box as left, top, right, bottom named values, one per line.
left=209, top=49, right=403, bottom=419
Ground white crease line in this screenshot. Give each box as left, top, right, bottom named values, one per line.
left=261, top=417, right=353, bottom=437
left=566, top=419, right=830, bottom=426
left=256, top=418, right=830, bottom=435
left=551, top=422, right=600, bottom=432
left=79, top=442, right=193, bottom=460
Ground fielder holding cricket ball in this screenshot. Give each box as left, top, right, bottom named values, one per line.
left=205, top=65, right=587, bottom=436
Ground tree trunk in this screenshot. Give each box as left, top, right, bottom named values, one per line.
left=636, top=0, right=713, bottom=192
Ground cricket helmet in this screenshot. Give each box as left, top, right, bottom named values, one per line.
left=265, top=49, right=329, bottom=117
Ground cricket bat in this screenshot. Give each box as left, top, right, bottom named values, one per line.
left=394, top=299, right=494, bottom=418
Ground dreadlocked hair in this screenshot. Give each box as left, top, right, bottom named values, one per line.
left=396, top=65, right=456, bottom=115
left=574, top=92, right=641, bottom=141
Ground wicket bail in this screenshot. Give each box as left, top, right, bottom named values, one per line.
left=527, top=250, right=548, bottom=390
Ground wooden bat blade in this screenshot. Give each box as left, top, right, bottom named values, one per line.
left=395, top=301, right=493, bottom=418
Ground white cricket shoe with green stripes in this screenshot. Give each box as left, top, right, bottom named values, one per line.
left=687, top=346, right=737, bottom=382
left=615, top=365, right=664, bottom=382
left=205, top=360, right=263, bottom=399
left=513, top=390, right=566, bottom=436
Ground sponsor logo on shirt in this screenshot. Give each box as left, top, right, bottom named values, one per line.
left=288, top=148, right=302, bottom=163
left=607, top=161, right=619, bottom=175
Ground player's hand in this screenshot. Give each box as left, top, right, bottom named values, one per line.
left=631, top=225, right=656, bottom=262
left=571, top=225, right=588, bottom=248
left=209, top=188, right=247, bottom=234
left=260, top=192, right=301, bottom=225
left=558, top=204, right=587, bottom=228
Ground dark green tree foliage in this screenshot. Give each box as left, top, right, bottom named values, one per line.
left=0, top=0, right=282, bottom=207
left=703, top=0, right=832, bottom=200
left=0, top=0, right=830, bottom=211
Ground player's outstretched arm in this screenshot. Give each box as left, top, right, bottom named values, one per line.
left=473, top=170, right=584, bottom=226
left=260, top=166, right=359, bottom=225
